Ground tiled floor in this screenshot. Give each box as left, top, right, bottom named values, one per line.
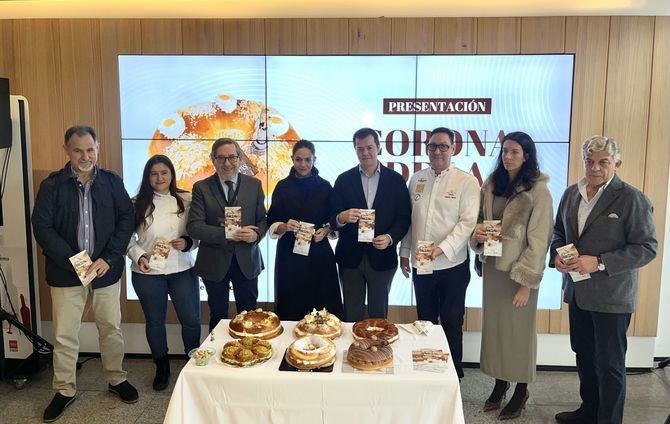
left=0, top=358, right=668, bottom=423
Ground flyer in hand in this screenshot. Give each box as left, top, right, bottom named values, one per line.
left=293, top=221, right=315, bottom=256
left=358, top=209, right=375, bottom=243
left=556, top=243, right=591, bottom=281
left=69, top=250, right=95, bottom=287
left=149, top=238, right=171, bottom=272
left=416, top=240, right=434, bottom=275
left=483, top=220, right=502, bottom=257
left=224, top=206, right=242, bottom=239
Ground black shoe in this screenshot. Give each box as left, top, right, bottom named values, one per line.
left=153, top=356, right=170, bottom=391
left=498, top=390, right=529, bottom=420
left=43, top=393, right=75, bottom=423
left=108, top=380, right=139, bottom=403
left=555, top=407, right=596, bottom=423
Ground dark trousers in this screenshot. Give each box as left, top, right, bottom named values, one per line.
left=569, top=298, right=631, bottom=424
left=340, top=255, right=396, bottom=322
left=413, top=259, right=470, bottom=378
left=203, top=256, right=258, bottom=332
left=131, top=269, right=201, bottom=358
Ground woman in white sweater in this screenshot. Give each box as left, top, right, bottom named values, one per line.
left=127, top=155, right=200, bottom=391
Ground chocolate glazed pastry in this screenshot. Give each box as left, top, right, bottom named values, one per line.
left=347, top=338, right=393, bottom=371
left=352, top=318, right=399, bottom=343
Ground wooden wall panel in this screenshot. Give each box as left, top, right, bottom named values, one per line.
left=389, top=306, right=418, bottom=325
left=563, top=17, right=610, bottom=184
left=521, top=17, right=565, bottom=53
left=603, top=16, right=654, bottom=191
left=434, top=18, right=477, bottom=54
left=58, top=20, right=104, bottom=143
left=391, top=18, right=434, bottom=54
left=13, top=19, right=65, bottom=321
left=635, top=17, right=670, bottom=337
left=603, top=16, right=655, bottom=337
left=223, top=19, right=264, bottom=54
left=306, top=18, right=348, bottom=55
left=182, top=19, right=223, bottom=54
left=477, top=17, right=520, bottom=54
left=2, top=17, right=667, bottom=336
left=265, top=19, right=306, bottom=55
left=140, top=19, right=182, bottom=54
left=550, top=16, right=610, bottom=334
left=13, top=20, right=66, bottom=186
left=349, top=18, right=391, bottom=54
left=466, top=309, right=482, bottom=333
left=0, top=21, right=15, bottom=86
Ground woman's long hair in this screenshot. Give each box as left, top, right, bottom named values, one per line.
left=134, top=155, right=186, bottom=230
left=491, top=131, right=540, bottom=197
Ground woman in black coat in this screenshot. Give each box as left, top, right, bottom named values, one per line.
left=267, top=140, right=343, bottom=320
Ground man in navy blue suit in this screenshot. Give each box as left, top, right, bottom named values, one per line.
left=331, top=128, right=411, bottom=322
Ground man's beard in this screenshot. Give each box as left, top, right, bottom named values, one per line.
left=77, top=162, right=95, bottom=173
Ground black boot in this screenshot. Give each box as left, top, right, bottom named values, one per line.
left=499, top=383, right=529, bottom=420
left=153, top=356, right=170, bottom=391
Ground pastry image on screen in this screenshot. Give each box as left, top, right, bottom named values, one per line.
left=149, top=93, right=299, bottom=193
left=120, top=54, right=574, bottom=310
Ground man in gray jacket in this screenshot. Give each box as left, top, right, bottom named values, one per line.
left=550, top=135, right=657, bottom=424
left=187, top=138, right=267, bottom=331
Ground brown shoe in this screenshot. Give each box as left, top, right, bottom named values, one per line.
left=498, top=390, right=529, bottom=420
left=483, top=382, right=511, bottom=412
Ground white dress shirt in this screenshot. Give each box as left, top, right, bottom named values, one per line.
left=127, top=191, right=196, bottom=275
left=577, top=176, right=614, bottom=237
left=359, top=163, right=381, bottom=209
left=400, top=166, right=480, bottom=270
left=335, top=162, right=382, bottom=228
left=219, top=172, right=240, bottom=202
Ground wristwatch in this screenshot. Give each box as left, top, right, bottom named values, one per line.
left=597, top=256, right=606, bottom=272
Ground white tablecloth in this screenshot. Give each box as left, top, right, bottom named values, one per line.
left=164, top=320, right=464, bottom=424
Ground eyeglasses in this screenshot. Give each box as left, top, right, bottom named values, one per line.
left=426, top=143, right=452, bottom=152
left=214, top=155, right=239, bottom=163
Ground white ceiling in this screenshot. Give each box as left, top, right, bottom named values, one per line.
left=0, top=0, right=669, bottom=18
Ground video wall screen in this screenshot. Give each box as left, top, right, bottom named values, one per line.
left=119, top=54, right=574, bottom=310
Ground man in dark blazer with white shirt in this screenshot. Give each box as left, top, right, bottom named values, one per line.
left=187, top=138, right=267, bottom=331
left=331, top=128, right=411, bottom=322
left=550, top=135, right=657, bottom=424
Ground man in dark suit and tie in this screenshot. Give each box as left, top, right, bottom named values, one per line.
left=331, top=127, right=411, bottom=322
left=187, top=138, right=267, bottom=331
left=551, top=135, right=657, bottom=424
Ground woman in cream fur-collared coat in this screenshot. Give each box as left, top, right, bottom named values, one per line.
left=470, top=132, right=553, bottom=420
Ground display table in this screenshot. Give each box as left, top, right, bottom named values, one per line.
left=164, top=320, right=464, bottom=424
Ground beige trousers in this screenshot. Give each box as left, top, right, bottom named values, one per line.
left=50, top=282, right=127, bottom=396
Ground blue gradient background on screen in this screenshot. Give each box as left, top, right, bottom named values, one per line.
left=119, top=55, right=574, bottom=310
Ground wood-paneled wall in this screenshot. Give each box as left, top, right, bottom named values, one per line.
left=0, top=16, right=667, bottom=336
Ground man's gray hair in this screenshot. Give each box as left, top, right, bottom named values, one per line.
left=582, top=135, right=621, bottom=162
left=64, top=125, right=97, bottom=145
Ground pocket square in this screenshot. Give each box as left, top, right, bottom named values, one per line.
left=608, top=213, right=619, bottom=219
